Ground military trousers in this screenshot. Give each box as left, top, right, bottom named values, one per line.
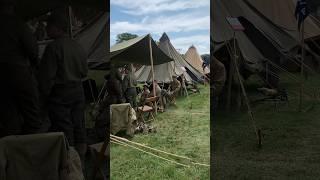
left=47, top=82, right=86, bottom=146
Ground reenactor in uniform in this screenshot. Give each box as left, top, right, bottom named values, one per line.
left=211, top=57, right=226, bottom=110
left=95, top=67, right=124, bottom=141
left=37, top=12, right=88, bottom=159
left=168, top=75, right=181, bottom=105
left=122, top=65, right=138, bottom=108
left=0, top=0, right=42, bottom=137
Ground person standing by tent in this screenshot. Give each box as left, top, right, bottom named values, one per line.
left=0, top=0, right=42, bottom=137
left=168, top=75, right=181, bottom=105
left=122, top=64, right=138, bottom=108
left=37, top=12, right=88, bottom=159
left=179, top=74, right=187, bottom=96
left=212, top=57, right=226, bottom=110
left=95, top=66, right=124, bottom=141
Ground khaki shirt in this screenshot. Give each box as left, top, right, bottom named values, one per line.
left=122, top=72, right=137, bottom=92
left=171, top=78, right=181, bottom=93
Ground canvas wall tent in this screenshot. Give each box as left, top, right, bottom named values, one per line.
left=213, top=0, right=320, bottom=74
left=212, top=0, right=267, bottom=73
left=135, top=46, right=189, bottom=83
left=213, top=0, right=320, bottom=110
left=110, top=34, right=173, bottom=66
left=184, top=45, right=210, bottom=75
left=158, top=33, right=204, bottom=83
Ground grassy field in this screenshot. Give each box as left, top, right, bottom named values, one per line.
left=110, top=85, right=210, bottom=180
left=212, top=73, right=320, bottom=179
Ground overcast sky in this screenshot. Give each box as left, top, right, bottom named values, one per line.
left=110, top=0, right=210, bottom=55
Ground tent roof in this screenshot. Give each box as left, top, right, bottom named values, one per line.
left=184, top=45, right=210, bottom=75
left=16, top=0, right=107, bottom=20
left=245, top=0, right=320, bottom=40
left=212, top=0, right=267, bottom=70
left=158, top=32, right=204, bottom=82
left=213, top=0, right=320, bottom=74
left=75, top=12, right=109, bottom=70
left=110, top=34, right=173, bottom=65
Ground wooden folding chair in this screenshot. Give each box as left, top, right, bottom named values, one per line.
left=137, top=96, right=159, bottom=122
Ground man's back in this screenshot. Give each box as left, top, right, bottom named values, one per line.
left=43, top=37, right=87, bottom=83
left=38, top=37, right=88, bottom=95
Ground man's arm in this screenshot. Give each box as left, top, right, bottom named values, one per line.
left=122, top=76, right=129, bottom=93
left=20, top=23, right=40, bottom=67
left=79, top=47, right=88, bottom=79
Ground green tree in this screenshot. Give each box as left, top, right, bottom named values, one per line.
left=116, top=33, right=138, bottom=44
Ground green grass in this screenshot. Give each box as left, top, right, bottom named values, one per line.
left=212, top=73, right=320, bottom=180
left=110, top=85, right=210, bottom=180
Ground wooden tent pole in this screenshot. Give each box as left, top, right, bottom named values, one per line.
left=299, top=21, right=305, bottom=112
left=149, top=35, right=157, bottom=114
left=226, top=33, right=236, bottom=111
left=232, top=32, right=260, bottom=147
left=68, top=6, right=73, bottom=39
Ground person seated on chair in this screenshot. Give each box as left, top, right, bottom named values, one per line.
left=148, top=80, right=162, bottom=97
left=149, top=80, right=165, bottom=112
left=139, top=83, right=150, bottom=105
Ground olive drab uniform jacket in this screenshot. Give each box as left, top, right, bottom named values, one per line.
left=0, top=13, right=42, bottom=137
left=38, top=37, right=88, bottom=96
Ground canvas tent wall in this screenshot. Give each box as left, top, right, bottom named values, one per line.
left=184, top=45, right=210, bottom=75
left=212, top=0, right=267, bottom=73
left=135, top=61, right=184, bottom=83
left=245, top=0, right=320, bottom=41
left=245, top=0, right=320, bottom=60
left=158, top=33, right=204, bottom=83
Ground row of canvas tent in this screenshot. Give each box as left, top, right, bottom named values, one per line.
left=37, top=10, right=209, bottom=85
left=135, top=33, right=209, bottom=83
left=212, top=0, right=320, bottom=88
